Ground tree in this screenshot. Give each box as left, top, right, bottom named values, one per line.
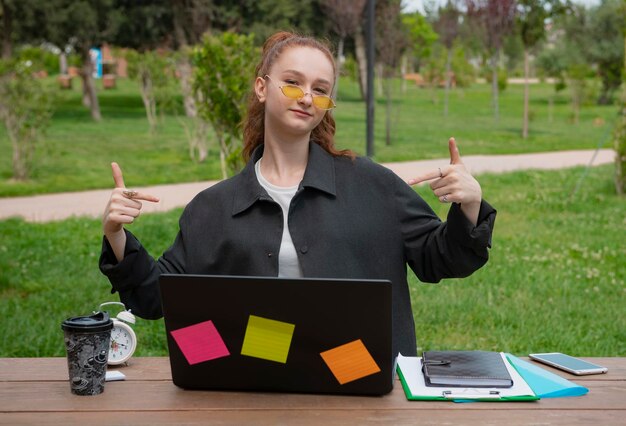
left=0, top=58, right=54, bottom=180
left=192, top=32, right=257, bottom=178
left=587, top=0, right=625, bottom=105
left=614, top=0, right=626, bottom=196
left=433, top=1, right=461, bottom=117
left=402, top=12, right=438, bottom=76
left=517, top=0, right=555, bottom=138
left=124, top=49, right=178, bottom=133
left=319, top=0, right=366, bottom=96
left=1, top=0, right=12, bottom=59
left=41, top=0, right=119, bottom=122
left=376, top=0, right=407, bottom=146
left=170, top=0, right=218, bottom=118
left=544, top=4, right=593, bottom=124
left=466, top=0, right=517, bottom=121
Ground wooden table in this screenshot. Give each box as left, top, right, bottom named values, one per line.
left=1, top=357, right=624, bottom=425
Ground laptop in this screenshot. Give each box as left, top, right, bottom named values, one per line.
left=159, top=274, right=394, bottom=395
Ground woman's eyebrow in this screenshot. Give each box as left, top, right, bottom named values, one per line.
left=281, top=69, right=332, bottom=86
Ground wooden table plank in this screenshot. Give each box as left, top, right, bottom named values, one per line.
left=1, top=356, right=624, bottom=426
left=2, top=410, right=625, bottom=426
left=0, top=357, right=172, bottom=382
left=0, top=357, right=622, bottom=382
left=1, top=381, right=624, bottom=412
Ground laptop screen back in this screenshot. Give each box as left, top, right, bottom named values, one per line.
left=159, top=274, right=393, bottom=395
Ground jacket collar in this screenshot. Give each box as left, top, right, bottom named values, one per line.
left=232, top=142, right=337, bottom=216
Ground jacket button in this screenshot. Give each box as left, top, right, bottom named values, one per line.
left=300, top=245, right=308, bottom=254
left=267, top=253, right=273, bottom=258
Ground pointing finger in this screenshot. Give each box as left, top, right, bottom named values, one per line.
left=111, top=162, right=126, bottom=188
left=449, top=137, right=462, bottom=165
left=407, top=169, right=444, bottom=186
left=122, top=190, right=160, bottom=203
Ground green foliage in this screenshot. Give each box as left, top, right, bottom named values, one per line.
left=517, top=0, right=552, bottom=49
left=587, top=0, right=625, bottom=104
left=14, top=45, right=59, bottom=76
left=402, top=12, right=438, bottom=71
left=450, top=45, right=475, bottom=88
left=123, top=49, right=179, bottom=132
left=418, top=42, right=476, bottom=90
left=341, top=55, right=359, bottom=81
left=192, top=32, right=257, bottom=178
left=0, top=58, right=55, bottom=180
left=238, top=0, right=328, bottom=45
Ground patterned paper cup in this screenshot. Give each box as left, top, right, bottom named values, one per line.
left=61, top=312, right=113, bottom=396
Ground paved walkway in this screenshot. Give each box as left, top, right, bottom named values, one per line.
left=0, top=149, right=615, bottom=223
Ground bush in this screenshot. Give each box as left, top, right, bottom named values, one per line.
left=15, top=45, right=59, bottom=76
left=0, top=59, right=55, bottom=180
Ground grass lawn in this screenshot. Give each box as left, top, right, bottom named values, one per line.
left=0, top=164, right=624, bottom=357
left=0, top=77, right=619, bottom=197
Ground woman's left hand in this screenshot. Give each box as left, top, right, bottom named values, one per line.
left=407, top=137, right=482, bottom=225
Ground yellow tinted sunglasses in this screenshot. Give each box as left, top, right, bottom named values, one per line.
left=264, top=75, right=336, bottom=110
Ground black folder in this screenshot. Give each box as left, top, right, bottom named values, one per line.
left=422, top=351, right=514, bottom=388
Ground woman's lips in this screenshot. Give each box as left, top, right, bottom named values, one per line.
left=290, top=109, right=312, bottom=117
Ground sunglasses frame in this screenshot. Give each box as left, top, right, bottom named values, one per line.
left=264, top=75, right=336, bottom=110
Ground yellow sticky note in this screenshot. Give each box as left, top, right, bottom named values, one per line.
left=241, top=315, right=295, bottom=364
left=320, top=339, right=381, bottom=385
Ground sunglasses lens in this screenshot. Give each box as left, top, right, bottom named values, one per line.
left=281, top=85, right=304, bottom=99
left=313, top=97, right=335, bottom=110
left=279, top=84, right=335, bottom=110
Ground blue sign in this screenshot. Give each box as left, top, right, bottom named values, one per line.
left=89, top=48, right=102, bottom=79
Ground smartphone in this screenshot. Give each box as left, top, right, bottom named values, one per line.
left=528, top=352, right=608, bottom=375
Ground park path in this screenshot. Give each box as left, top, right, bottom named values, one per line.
left=0, top=149, right=615, bottom=223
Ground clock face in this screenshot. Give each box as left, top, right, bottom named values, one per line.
left=108, top=322, right=136, bottom=365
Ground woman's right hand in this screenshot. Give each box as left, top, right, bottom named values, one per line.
left=103, top=162, right=159, bottom=262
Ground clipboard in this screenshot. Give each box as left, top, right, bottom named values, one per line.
left=396, top=353, right=539, bottom=402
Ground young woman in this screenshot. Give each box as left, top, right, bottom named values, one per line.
left=100, top=32, right=496, bottom=357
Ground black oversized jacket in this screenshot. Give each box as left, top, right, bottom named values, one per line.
left=100, top=142, right=496, bottom=357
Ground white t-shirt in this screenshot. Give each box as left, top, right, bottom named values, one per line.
left=255, top=159, right=304, bottom=278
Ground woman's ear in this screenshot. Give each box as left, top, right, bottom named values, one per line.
left=255, top=76, right=267, bottom=103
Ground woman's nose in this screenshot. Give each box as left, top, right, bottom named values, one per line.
left=298, top=92, right=313, bottom=107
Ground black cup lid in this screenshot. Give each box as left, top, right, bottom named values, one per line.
left=62, top=311, right=113, bottom=333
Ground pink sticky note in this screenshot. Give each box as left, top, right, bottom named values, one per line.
left=170, top=320, right=230, bottom=365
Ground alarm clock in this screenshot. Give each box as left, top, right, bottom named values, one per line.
left=99, top=302, right=137, bottom=366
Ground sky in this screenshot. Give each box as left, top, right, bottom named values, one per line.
left=402, top=0, right=602, bottom=14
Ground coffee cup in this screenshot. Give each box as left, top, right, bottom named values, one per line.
left=61, top=312, right=113, bottom=395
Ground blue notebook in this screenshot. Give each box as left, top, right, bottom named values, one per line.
left=505, top=354, right=588, bottom=398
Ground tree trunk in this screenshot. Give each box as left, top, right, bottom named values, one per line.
left=522, top=48, right=530, bottom=139
left=491, top=51, right=499, bottom=122
left=376, top=62, right=383, bottom=97
left=141, top=73, right=157, bottom=132
left=354, top=25, right=367, bottom=100
left=59, top=53, right=68, bottom=75
left=10, top=130, right=27, bottom=180
left=80, top=51, right=101, bottom=121
left=384, top=76, right=392, bottom=146
left=401, top=54, right=407, bottom=94
left=177, top=57, right=197, bottom=118
left=333, top=36, right=344, bottom=98
left=444, top=48, right=452, bottom=117
left=572, top=84, right=580, bottom=125
left=1, top=0, right=12, bottom=59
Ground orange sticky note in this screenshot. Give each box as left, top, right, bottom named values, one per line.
left=320, top=339, right=381, bottom=385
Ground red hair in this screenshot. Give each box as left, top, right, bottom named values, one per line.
left=242, top=31, right=354, bottom=161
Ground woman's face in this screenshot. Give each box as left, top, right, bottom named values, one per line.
left=256, top=46, right=335, bottom=139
